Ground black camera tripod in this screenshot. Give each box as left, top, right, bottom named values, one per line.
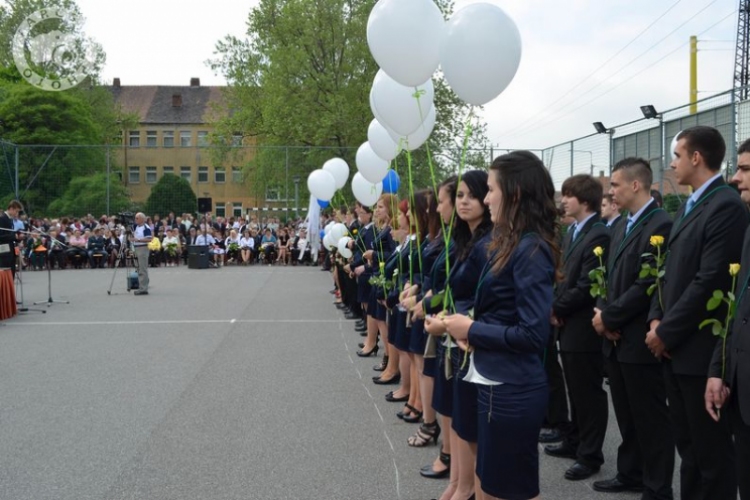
left=107, top=228, right=139, bottom=295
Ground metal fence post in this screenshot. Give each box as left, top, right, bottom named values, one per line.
left=14, top=146, right=19, bottom=199
left=569, top=141, right=574, bottom=176
left=106, top=145, right=111, bottom=215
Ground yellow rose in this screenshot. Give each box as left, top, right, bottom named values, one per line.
left=730, top=263, right=741, bottom=277
left=593, top=246, right=604, bottom=257
left=379, top=262, right=385, bottom=271
left=352, top=229, right=358, bottom=235
left=650, top=235, right=665, bottom=247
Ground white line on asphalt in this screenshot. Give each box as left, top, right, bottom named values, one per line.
left=374, top=403, right=384, bottom=423
left=343, top=341, right=349, bottom=352
left=5, top=319, right=341, bottom=326
left=392, top=458, right=402, bottom=500
left=230, top=318, right=236, bottom=323
left=355, top=368, right=362, bottom=380
left=383, top=430, right=395, bottom=452
left=348, top=354, right=354, bottom=364
left=362, top=384, right=373, bottom=400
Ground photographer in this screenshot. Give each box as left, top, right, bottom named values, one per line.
left=0, top=200, right=23, bottom=276
left=132, top=212, right=152, bottom=296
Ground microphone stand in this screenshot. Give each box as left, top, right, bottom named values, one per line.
left=33, top=230, right=69, bottom=307
left=0, top=226, right=46, bottom=314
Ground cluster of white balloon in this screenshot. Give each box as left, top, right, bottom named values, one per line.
left=309, top=0, right=523, bottom=253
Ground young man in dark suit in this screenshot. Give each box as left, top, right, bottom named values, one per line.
left=601, top=193, right=622, bottom=230
left=647, top=126, right=747, bottom=500
left=706, top=137, right=750, bottom=500
left=592, top=158, right=675, bottom=498
left=547, top=175, right=610, bottom=481
left=0, top=200, right=23, bottom=277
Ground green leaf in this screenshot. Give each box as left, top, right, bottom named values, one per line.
left=712, top=321, right=723, bottom=337
left=728, top=292, right=735, bottom=302
left=647, top=283, right=656, bottom=296
left=430, top=292, right=445, bottom=309
left=657, top=270, right=665, bottom=278
left=713, top=290, right=724, bottom=300
left=699, top=318, right=720, bottom=329
left=707, top=296, right=722, bottom=311
left=639, top=268, right=650, bottom=279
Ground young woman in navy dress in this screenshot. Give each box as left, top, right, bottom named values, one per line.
left=425, top=170, right=492, bottom=500
left=443, top=151, right=560, bottom=500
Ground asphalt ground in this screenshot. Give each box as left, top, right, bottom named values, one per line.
left=0, top=264, right=682, bottom=500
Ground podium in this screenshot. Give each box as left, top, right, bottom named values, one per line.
left=187, top=245, right=209, bottom=269
left=0, top=269, right=17, bottom=319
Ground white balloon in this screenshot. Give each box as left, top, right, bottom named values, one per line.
left=388, top=105, right=437, bottom=151
left=323, top=233, right=336, bottom=251
left=322, top=158, right=349, bottom=189
left=352, top=172, right=383, bottom=207
left=670, top=131, right=683, bottom=160
left=356, top=142, right=390, bottom=184
left=337, top=236, right=353, bottom=259
left=324, top=221, right=333, bottom=235
left=440, top=3, right=522, bottom=105
left=371, top=70, right=434, bottom=136
left=329, top=223, right=348, bottom=243
left=367, top=0, right=444, bottom=87
left=307, top=169, right=336, bottom=202
left=368, top=119, right=400, bottom=161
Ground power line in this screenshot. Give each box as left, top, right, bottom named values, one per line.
left=508, top=9, right=737, bottom=143
left=487, top=0, right=684, bottom=142
left=496, top=0, right=723, bottom=144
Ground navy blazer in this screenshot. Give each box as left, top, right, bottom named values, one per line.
left=649, top=177, right=749, bottom=375
left=367, top=226, right=396, bottom=273
left=350, top=223, right=377, bottom=269
left=446, top=233, right=491, bottom=315
left=468, top=234, right=555, bottom=385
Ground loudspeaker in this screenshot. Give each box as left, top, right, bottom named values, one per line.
left=188, top=245, right=209, bottom=269
left=197, top=197, right=212, bottom=213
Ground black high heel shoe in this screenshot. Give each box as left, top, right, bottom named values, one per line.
left=408, top=420, right=441, bottom=446
left=373, top=355, right=388, bottom=371
left=420, top=450, right=450, bottom=479
left=356, top=344, right=379, bottom=357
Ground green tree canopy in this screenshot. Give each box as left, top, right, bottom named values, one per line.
left=48, top=172, right=129, bottom=217
left=209, top=0, right=488, bottom=203
left=145, top=174, right=197, bottom=217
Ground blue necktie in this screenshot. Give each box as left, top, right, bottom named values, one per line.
left=572, top=224, right=580, bottom=241
left=626, top=218, right=635, bottom=235
left=685, top=197, right=696, bottom=216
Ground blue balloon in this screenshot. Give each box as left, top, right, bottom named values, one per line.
left=382, top=170, right=400, bottom=194
left=317, top=199, right=330, bottom=208
left=319, top=230, right=325, bottom=239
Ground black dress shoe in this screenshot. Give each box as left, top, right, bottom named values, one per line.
left=355, top=325, right=367, bottom=332
left=359, top=331, right=368, bottom=337
left=384, top=390, right=409, bottom=402
left=355, top=320, right=366, bottom=328
left=539, top=428, right=563, bottom=443
left=564, top=462, right=600, bottom=481
left=373, top=374, right=401, bottom=386
left=334, top=303, right=346, bottom=310
left=592, top=477, right=644, bottom=493
left=543, top=442, right=578, bottom=459
left=344, top=312, right=359, bottom=320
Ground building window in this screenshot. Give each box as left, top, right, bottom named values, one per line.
left=180, top=131, right=192, bottom=147
left=129, top=166, right=140, bottom=183
left=180, top=166, right=191, bottom=182
left=163, top=166, right=174, bottom=176
left=197, top=131, right=209, bottom=147
left=146, top=130, right=157, bottom=147
left=231, top=132, right=242, bottom=147
left=198, top=166, right=208, bottom=183
left=215, top=205, right=226, bottom=218
left=214, top=166, right=226, bottom=183
left=231, top=166, right=242, bottom=183
left=145, top=166, right=157, bottom=184
left=163, top=131, right=174, bottom=148
left=128, top=131, right=140, bottom=147
left=266, top=187, right=281, bottom=201
left=232, top=203, right=243, bottom=218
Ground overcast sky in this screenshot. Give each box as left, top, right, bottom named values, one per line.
left=71, top=0, right=738, bottom=151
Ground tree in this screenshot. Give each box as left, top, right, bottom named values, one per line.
left=0, top=84, right=107, bottom=213
left=145, top=174, right=197, bottom=217
left=48, top=172, right=129, bottom=217
left=209, top=0, right=488, bottom=203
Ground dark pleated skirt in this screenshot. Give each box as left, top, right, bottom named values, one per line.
left=356, top=275, right=371, bottom=304
left=476, top=381, right=548, bottom=500
left=431, top=341, right=453, bottom=417
left=450, top=345, right=478, bottom=443
left=367, top=287, right=387, bottom=321
left=392, top=308, right=410, bottom=351
left=408, top=319, right=427, bottom=354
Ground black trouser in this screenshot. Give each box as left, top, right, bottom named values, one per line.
left=606, top=355, right=674, bottom=499
left=560, top=351, right=608, bottom=468
left=543, top=332, right=569, bottom=430
left=343, top=268, right=361, bottom=317
left=663, top=362, right=736, bottom=500
left=731, top=395, right=750, bottom=500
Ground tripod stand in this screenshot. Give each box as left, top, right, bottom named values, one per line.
left=107, top=231, right=138, bottom=295
left=33, top=237, right=69, bottom=307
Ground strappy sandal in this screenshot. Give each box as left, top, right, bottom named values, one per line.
left=402, top=406, right=424, bottom=423
left=408, top=420, right=441, bottom=447
left=397, top=403, right=419, bottom=420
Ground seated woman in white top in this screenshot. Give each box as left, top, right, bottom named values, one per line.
left=161, top=229, right=181, bottom=267
left=225, top=229, right=241, bottom=264
left=239, top=229, right=255, bottom=265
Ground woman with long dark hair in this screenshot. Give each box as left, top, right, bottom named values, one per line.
left=425, top=169, right=492, bottom=500
left=443, top=151, right=560, bottom=500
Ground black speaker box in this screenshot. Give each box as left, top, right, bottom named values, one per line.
left=197, top=197, right=212, bottom=213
